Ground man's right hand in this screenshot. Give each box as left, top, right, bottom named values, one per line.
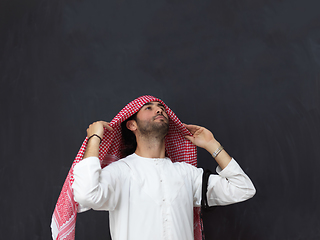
left=86, top=121, right=113, bottom=139
left=83, top=121, right=113, bottom=159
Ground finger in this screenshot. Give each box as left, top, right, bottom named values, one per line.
left=100, top=121, right=114, bottom=131
left=184, top=135, right=194, bottom=143
left=183, top=123, right=200, bottom=134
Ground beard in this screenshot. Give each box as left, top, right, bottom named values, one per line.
left=136, top=115, right=169, bottom=139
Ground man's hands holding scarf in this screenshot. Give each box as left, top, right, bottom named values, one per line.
left=83, top=121, right=113, bottom=159
left=86, top=121, right=113, bottom=139
left=183, top=124, right=231, bottom=169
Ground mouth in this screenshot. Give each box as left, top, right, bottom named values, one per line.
left=154, top=114, right=168, bottom=121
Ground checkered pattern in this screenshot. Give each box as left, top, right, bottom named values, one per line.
left=51, top=95, right=201, bottom=240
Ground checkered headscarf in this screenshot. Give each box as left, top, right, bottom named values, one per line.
left=51, top=95, right=201, bottom=240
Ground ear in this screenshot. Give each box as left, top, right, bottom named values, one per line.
left=126, top=119, right=137, bottom=131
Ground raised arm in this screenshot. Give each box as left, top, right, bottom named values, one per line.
left=72, top=121, right=119, bottom=210
left=183, top=124, right=231, bottom=169
left=184, top=124, right=255, bottom=206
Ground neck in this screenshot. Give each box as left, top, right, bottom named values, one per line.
left=134, top=134, right=166, bottom=159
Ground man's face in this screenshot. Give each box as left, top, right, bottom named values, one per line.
left=134, top=101, right=169, bottom=137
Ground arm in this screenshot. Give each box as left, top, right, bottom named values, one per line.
left=185, top=158, right=255, bottom=207
left=72, top=121, right=120, bottom=210
left=206, top=159, right=256, bottom=206
left=73, top=157, right=123, bottom=211
left=184, top=124, right=255, bottom=206
left=183, top=124, right=231, bottom=169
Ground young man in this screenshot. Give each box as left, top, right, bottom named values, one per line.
left=70, top=96, right=255, bottom=240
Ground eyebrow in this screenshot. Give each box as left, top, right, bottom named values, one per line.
left=143, top=102, right=165, bottom=109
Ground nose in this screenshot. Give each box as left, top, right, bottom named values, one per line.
left=156, top=108, right=162, bottom=114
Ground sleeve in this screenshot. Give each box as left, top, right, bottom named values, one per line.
left=206, top=158, right=256, bottom=206
left=72, top=157, right=128, bottom=211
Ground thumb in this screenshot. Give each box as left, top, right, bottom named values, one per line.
left=184, top=135, right=195, bottom=143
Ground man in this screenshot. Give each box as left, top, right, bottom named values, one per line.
left=52, top=95, right=255, bottom=240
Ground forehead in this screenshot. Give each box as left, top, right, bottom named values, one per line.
left=136, top=101, right=166, bottom=113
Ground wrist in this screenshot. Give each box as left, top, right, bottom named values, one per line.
left=87, top=134, right=102, bottom=144
left=205, top=140, right=221, bottom=155
left=212, top=145, right=224, bottom=158
left=83, top=135, right=101, bottom=159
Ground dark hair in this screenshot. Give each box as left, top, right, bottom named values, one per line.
left=121, top=113, right=138, bottom=157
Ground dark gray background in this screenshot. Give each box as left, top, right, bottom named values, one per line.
left=1, top=0, right=320, bottom=239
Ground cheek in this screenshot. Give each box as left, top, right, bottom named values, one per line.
left=137, top=111, right=152, bottom=121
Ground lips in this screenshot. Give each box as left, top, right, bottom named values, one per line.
left=154, top=114, right=168, bottom=121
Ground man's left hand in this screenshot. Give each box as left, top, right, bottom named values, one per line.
left=183, top=124, right=219, bottom=152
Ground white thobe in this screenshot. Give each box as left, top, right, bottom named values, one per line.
left=72, top=153, right=255, bottom=240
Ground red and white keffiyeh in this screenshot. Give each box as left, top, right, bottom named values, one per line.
left=51, top=95, right=201, bottom=240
